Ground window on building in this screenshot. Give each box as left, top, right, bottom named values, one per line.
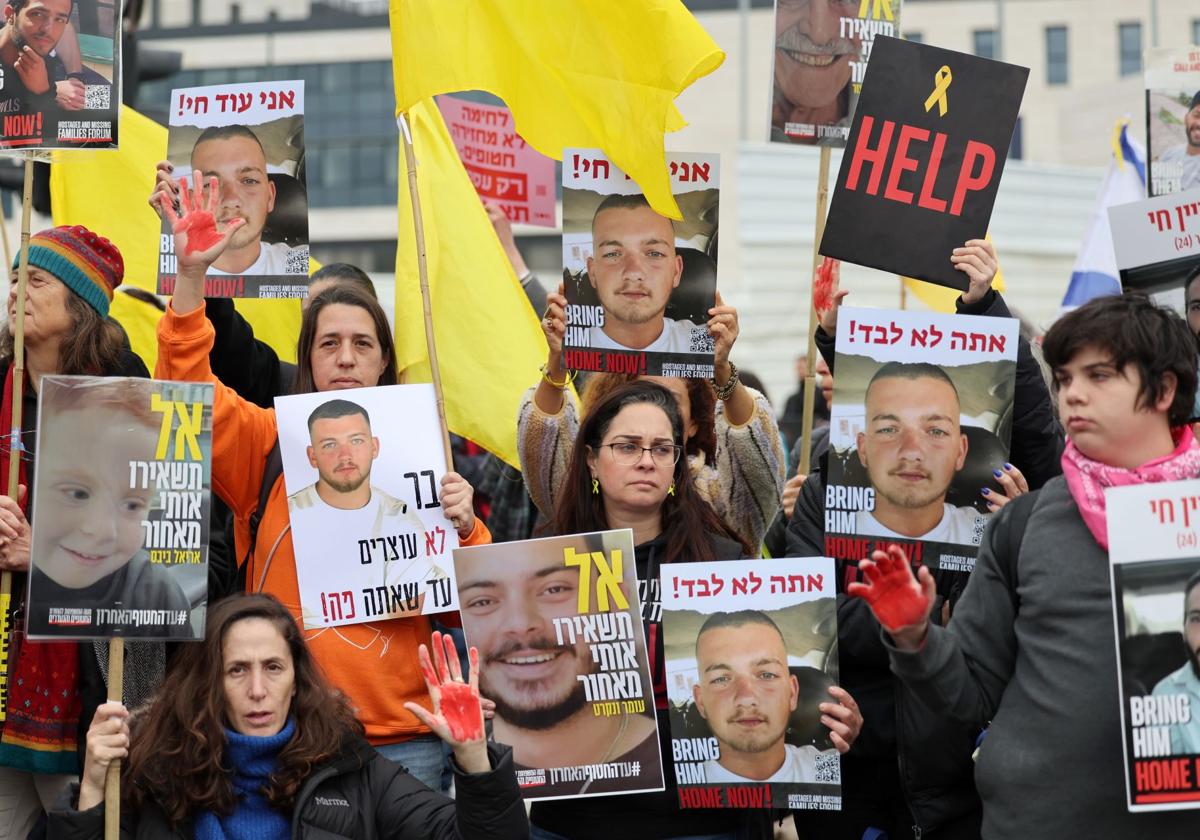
left=1009, top=116, right=1023, bottom=161
left=973, top=29, right=996, bottom=60
left=1045, top=26, right=1068, bottom=85
left=1119, top=22, right=1142, bottom=76
left=905, top=32, right=923, bottom=44
left=1192, top=19, right=1200, bottom=46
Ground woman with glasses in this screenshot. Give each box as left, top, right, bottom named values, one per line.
left=527, top=381, right=861, bottom=840
left=520, top=286, right=785, bottom=555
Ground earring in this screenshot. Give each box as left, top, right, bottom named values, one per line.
left=592, top=478, right=599, bottom=495
left=667, top=482, right=675, bottom=496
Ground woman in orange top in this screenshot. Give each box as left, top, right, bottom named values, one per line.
left=153, top=174, right=490, bottom=790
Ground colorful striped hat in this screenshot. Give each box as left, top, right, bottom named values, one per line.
left=13, top=225, right=123, bottom=317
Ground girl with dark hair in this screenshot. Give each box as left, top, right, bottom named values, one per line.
left=530, top=381, right=861, bottom=840
left=0, top=226, right=154, bottom=839
left=520, top=285, right=784, bottom=554
left=49, top=594, right=528, bottom=838
left=153, top=176, right=490, bottom=791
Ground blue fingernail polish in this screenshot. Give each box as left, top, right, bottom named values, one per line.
left=993, top=469, right=1002, bottom=478
left=981, top=487, right=990, bottom=495
left=1003, top=463, right=1012, bottom=471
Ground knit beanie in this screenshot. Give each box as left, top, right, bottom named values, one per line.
left=13, top=225, right=123, bottom=317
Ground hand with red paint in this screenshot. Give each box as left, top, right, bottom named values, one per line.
left=953, top=238, right=999, bottom=305
left=404, top=631, right=491, bottom=774
left=160, top=171, right=245, bottom=270
left=815, top=257, right=848, bottom=336
left=848, top=544, right=936, bottom=650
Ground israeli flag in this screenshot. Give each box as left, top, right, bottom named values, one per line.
left=1061, top=122, right=1146, bottom=307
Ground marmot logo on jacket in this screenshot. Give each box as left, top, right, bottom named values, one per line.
left=314, top=796, right=351, bottom=807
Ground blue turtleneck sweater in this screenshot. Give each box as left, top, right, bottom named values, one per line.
left=193, top=717, right=295, bottom=840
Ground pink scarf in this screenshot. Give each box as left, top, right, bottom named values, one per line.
left=1061, top=426, right=1200, bottom=549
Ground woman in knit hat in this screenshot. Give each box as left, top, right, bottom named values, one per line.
left=0, top=225, right=153, bottom=840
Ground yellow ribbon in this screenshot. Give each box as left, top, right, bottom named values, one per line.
left=923, top=66, right=952, bottom=117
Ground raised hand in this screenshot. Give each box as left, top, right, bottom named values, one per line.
left=847, top=544, right=935, bottom=648
left=952, top=238, right=999, bottom=305
left=541, top=281, right=568, bottom=359
left=404, top=631, right=490, bottom=774
left=707, top=290, right=739, bottom=368
left=815, top=257, right=848, bottom=335
left=158, top=171, right=244, bottom=271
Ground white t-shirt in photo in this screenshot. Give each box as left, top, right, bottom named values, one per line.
left=855, top=503, right=988, bottom=546
left=210, top=241, right=309, bottom=276
left=586, top=318, right=709, bottom=354
left=702, top=744, right=838, bottom=784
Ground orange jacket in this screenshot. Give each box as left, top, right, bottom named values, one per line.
left=156, top=304, right=489, bottom=743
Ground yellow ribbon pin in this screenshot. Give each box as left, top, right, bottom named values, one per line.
left=923, top=66, right=952, bottom=117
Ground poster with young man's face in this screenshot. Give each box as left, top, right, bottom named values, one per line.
left=661, top=557, right=841, bottom=811
left=769, top=0, right=902, bottom=147
left=1107, top=481, right=1200, bottom=812
left=26, top=377, right=212, bottom=641
left=824, top=308, right=1018, bottom=575
left=276, top=384, right=460, bottom=629
left=561, top=148, right=719, bottom=379
left=0, top=0, right=121, bottom=150
left=157, top=80, right=309, bottom=299
left=1146, top=47, right=1200, bottom=198
left=453, top=529, right=664, bottom=801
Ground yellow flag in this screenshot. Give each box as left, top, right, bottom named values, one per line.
left=901, top=235, right=1007, bottom=313
left=394, top=100, right=548, bottom=467
left=49, top=105, right=306, bottom=369
left=390, top=0, right=724, bottom=220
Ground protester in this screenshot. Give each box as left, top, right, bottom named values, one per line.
left=780, top=354, right=830, bottom=450
left=521, top=283, right=785, bottom=551
left=153, top=174, right=488, bottom=791
left=787, top=239, right=1061, bottom=839
left=852, top=293, right=1200, bottom=838
left=48, top=593, right=528, bottom=838
left=526, top=380, right=861, bottom=839
left=0, top=226, right=156, bottom=840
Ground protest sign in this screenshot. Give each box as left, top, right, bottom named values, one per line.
left=26, top=377, right=212, bottom=640
left=1107, top=480, right=1200, bottom=811
left=661, top=557, right=841, bottom=811
left=453, top=529, right=664, bottom=801
left=819, top=36, right=1028, bottom=290
left=1146, top=47, right=1200, bottom=197
left=824, top=307, right=1017, bottom=574
left=157, top=80, right=309, bottom=299
left=276, top=384, right=459, bottom=629
left=770, top=0, right=902, bottom=147
left=562, top=148, right=719, bottom=378
left=1108, top=187, right=1200, bottom=313
left=0, top=0, right=120, bottom=150
left=436, top=95, right=556, bottom=227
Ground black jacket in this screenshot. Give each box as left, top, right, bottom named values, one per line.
left=48, top=740, right=528, bottom=840
left=204, top=297, right=296, bottom=409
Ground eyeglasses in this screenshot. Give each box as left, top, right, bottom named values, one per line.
left=601, top=442, right=683, bottom=466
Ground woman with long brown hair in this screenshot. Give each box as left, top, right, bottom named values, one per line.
left=152, top=175, right=490, bottom=790
left=50, top=594, right=528, bottom=838
left=529, top=381, right=861, bottom=840
left=520, top=284, right=784, bottom=554
left=0, top=226, right=156, bottom=839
